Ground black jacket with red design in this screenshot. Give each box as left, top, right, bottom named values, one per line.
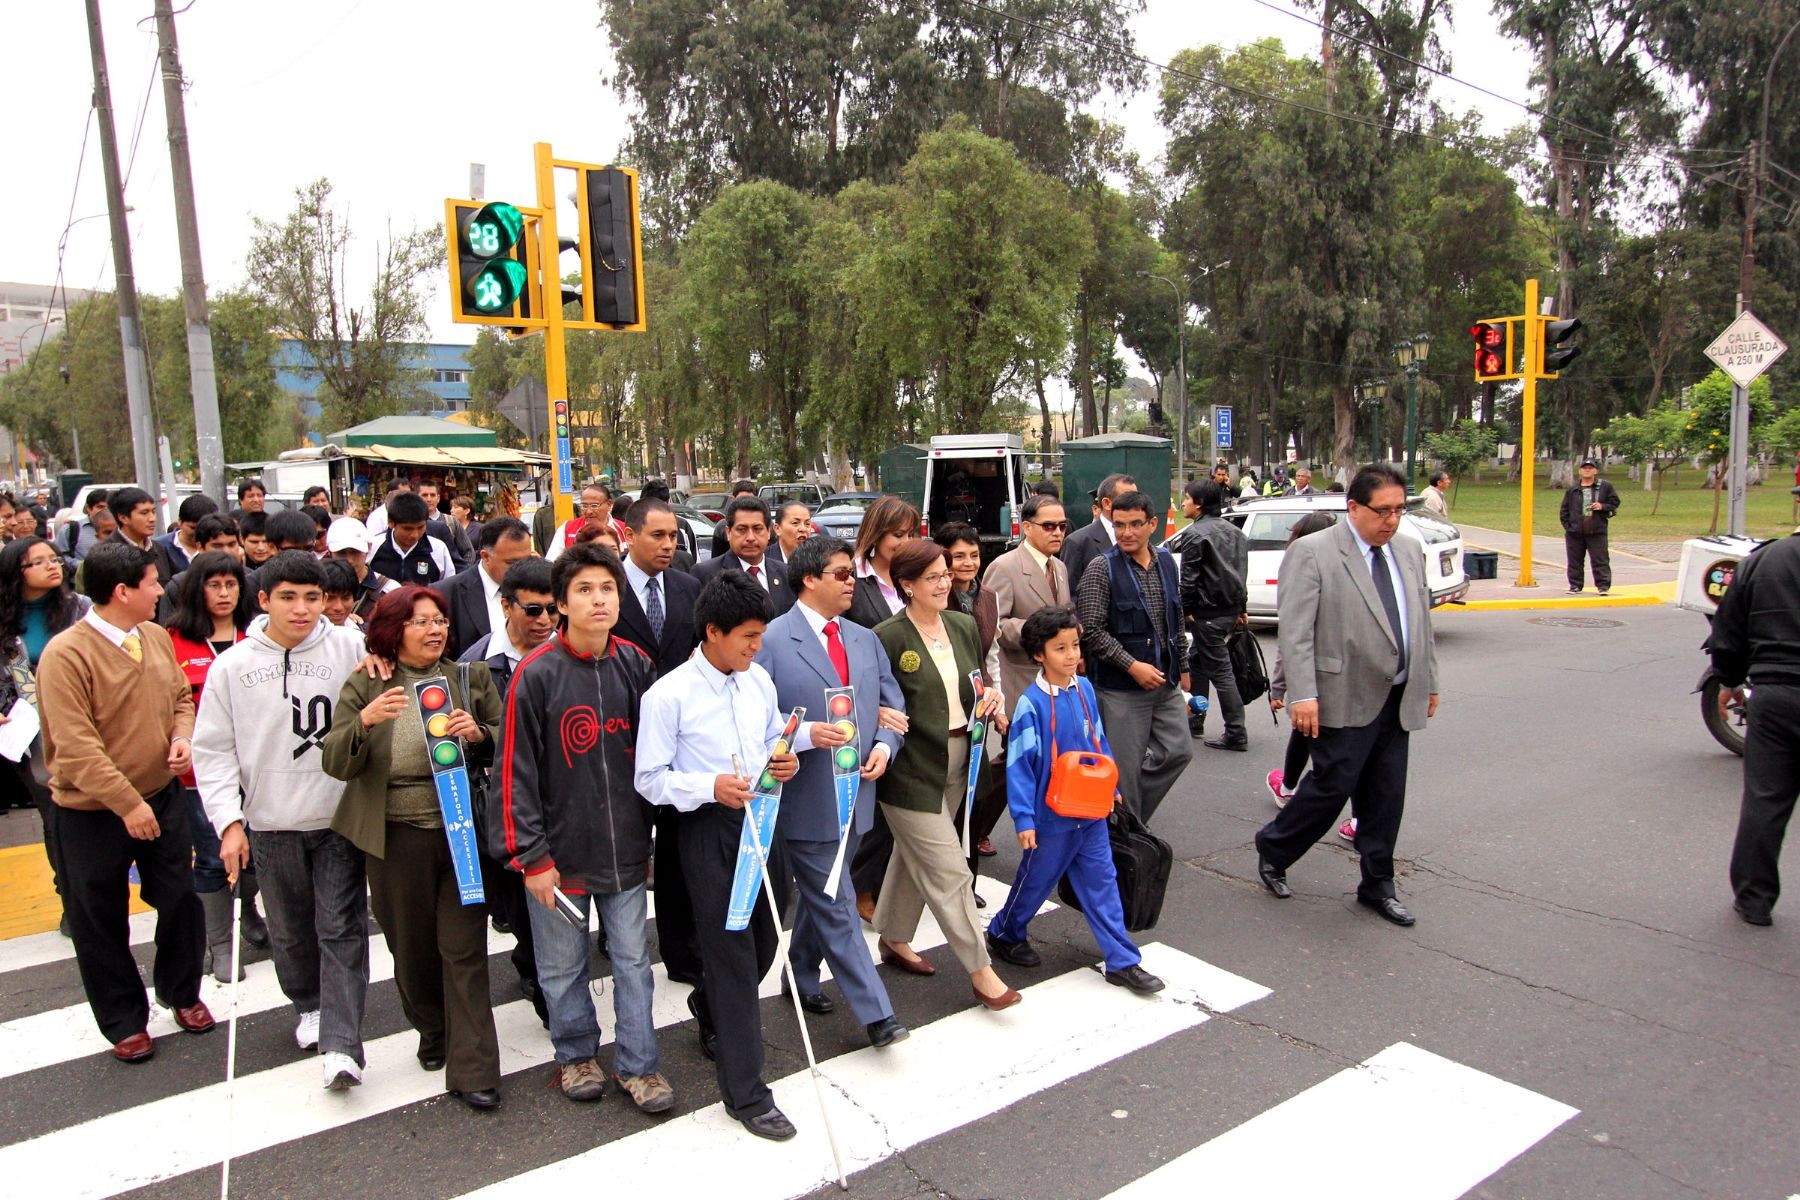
left=497, top=632, right=658, bottom=895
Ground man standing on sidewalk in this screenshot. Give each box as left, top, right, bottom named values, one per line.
left=1561, top=459, right=1620, bottom=595
left=193, top=552, right=372, bottom=1090
left=38, top=541, right=213, bottom=1061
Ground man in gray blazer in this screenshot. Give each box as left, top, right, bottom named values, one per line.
left=1253, top=464, right=1439, bottom=926
left=984, top=493, right=1072, bottom=708
left=755, top=534, right=909, bottom=1048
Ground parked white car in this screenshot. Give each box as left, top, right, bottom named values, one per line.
left=1220, top=494, right=1469, bottom=625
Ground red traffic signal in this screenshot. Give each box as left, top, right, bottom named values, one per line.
left=1470, top=322, right=1507, bottom=380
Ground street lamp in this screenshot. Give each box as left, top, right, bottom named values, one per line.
left=1359, top=378, right=1389, bottom=463
left=1393, top=333, right=1431, bottom=489
left=1138, top=259, right=1227, bottom=488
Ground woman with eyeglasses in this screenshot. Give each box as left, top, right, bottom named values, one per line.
left=847, top=495, right=919, bottom=630
left=0, top=536, right=91, bottom=931
left=324, top=584, right=505, bottom=1110
left=166, top=551, right=262, bottom=979
left=871, top=538, right=1018, bottom=1011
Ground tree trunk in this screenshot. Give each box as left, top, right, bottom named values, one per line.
left=734, top=410, right=752, bottom=479
left=1034, top=367, right=1052, bottom=460
left=1076, top=301, right=1096, bottom=437
left=1331, top=382, right=1356, bottom=477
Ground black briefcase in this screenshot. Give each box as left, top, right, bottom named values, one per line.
left=1056, top=805, right=1173, bottom=932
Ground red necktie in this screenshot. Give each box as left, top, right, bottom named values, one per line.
left=823, top=619, right=850, bottom=686
left=747, top=563, right=762, bottom=587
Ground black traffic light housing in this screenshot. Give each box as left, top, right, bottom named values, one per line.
left=1540, top=317, right=1582, bottom=377
left=1470, top=321, right=1509, bottom=380
left=585, top=168, right=640, bottom=328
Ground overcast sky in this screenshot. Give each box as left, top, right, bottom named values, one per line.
left=8, top=0, right=1534, bottom=351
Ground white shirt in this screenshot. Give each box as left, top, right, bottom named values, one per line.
left=479, top=564, right=507, bottom=638
left=84, top=607, right=137, bottom=652
left=635, top=654, right=814, bottom=813
left=484, top=619, right=523, bottom=667
left=727, top=554, right=772, bottom=592
left=795, top=598, right=842, bottom=661
left=1099, top=514, right=1117, bottom=545
left=365, top=505, right=389, bottom=537
left=1347, top=524, right=1411, bottom=685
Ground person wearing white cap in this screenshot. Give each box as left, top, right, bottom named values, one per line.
left=326, top=517, right=400, bottom=623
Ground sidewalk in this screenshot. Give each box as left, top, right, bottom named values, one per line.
left=1447, top=523, right=1677, bottom=611
left=0, top=809, right=149, bottom=939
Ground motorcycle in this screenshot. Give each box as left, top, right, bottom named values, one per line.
left=1677, top=534, right=1765, bottom=757
left=1696, top=649, right=1749, bottom=757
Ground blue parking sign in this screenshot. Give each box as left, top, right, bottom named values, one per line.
left=1213, top=405, right=1233, bottom=449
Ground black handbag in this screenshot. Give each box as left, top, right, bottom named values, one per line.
left=1056, top=804, right=1173, bottom=932
left=1227, top=627, right=1270, bottom=706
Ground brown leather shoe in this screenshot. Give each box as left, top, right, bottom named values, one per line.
left=856, top=892, right=876, bottom=923
left=112, top=1031, right=155, bottom=1063
left=973, top=985, right=1022, bottom=1011
left=172, top=1001, right=216, bottom=1034
left=878, top=940, right=937, bottom=976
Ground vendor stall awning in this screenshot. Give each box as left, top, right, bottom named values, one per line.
left=274, top=444, right=549, bottom=470
left=325, top=414, right=499, bottom=448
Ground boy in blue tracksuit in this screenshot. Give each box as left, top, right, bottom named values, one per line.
left=985, top=606, right=1165, bottom=994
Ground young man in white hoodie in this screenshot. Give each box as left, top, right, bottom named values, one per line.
left=192, top=552, right=373, bottom=1090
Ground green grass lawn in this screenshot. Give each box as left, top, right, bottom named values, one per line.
left=1441, top=467, right=1800, bottom=541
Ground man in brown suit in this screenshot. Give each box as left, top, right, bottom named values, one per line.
left=973, top=494, right=1072, bottom=867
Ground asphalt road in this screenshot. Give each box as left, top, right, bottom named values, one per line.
left=1, top=604, right=1793, bottom=1199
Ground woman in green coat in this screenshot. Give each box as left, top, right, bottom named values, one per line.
left=873, top=538, right=1019, bottom=1011
left=323, top=584, right=505, bottom=1110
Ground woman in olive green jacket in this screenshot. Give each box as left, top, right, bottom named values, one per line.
left=873, top=539, right=1018, bottom=1011
left=323, top=584, right=505, bottom=1109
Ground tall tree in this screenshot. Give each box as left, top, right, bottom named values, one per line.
left=244, top=178, right=440, bottom=432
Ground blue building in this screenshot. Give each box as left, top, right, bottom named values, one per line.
left=275, top=340, right=472, bottom=443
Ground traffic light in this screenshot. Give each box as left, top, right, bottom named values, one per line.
left=1540, top=317, right=1583, bottom=377
left=1470, top=321, right=1508, bottom=381
left=415, top=678, right=465, bottom=772
left=445, top=200, right=545, bottom=329
left=563, top=166, right=645, bottom=332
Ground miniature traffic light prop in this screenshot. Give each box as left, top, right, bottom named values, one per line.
left=445, top=200, right=544, bottom=329
left=1470, top=322, right=1508, bottom=381
left=412, top=676, right=485, bottom=904
left=1539, top=317, right=1583, bottom=377
left=417, top=679, right=465, bottom=771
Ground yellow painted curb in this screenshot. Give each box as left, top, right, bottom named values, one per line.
left=1449, top=594, right=1664, bottom=612
left=0, top=841, right=150, bottom=940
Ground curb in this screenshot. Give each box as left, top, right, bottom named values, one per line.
left=1447, top=594, right=1664, bottom=612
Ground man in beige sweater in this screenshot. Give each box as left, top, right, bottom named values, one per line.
left=39, top=540, right=214, bottom=1062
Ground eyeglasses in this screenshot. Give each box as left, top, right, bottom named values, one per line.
left=580, top=503, right=608, bottom=513
left=403, top=616, right=450, bottom=629
left=821, top=566, right=856, bottom=582
left=919, top=571, right=953, bottom=585
left=1356, top=504, right=1407, bottom=520
left=511, top=602, right=553, bottom=618
left=1027, top=520, right=1068, bottom=532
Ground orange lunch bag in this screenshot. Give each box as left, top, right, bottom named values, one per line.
left=1042, top=684, right=1119, bottom=820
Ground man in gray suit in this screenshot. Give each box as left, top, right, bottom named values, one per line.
left=1058, top=472, right=1135, bottom=595
left=755, top=534, right=909, bottom=1048
left=984, top=493, right=1072, bottom=706
left=1253, top=463, right=1439, bottom=926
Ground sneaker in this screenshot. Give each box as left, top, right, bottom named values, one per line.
left=1338, top=817, right=1358, bottom=844
left=1566, top=587, right=1583, bottom=595
left=295, top=1010, right=321, bottom=1051
left=1597, top=588, right=1610, bottom=596
left=1265, top=769, right=1291, bottom=809
left=558, top=1057, right=607, bottom=1102
left=614, top=1071, right=676, bottom=1114
left=322, top=1052, right=362, bottom=1091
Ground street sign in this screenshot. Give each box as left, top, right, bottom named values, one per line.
left=1213, top=405, right=1233, bottom=450
left=1704, top=311, right=1787, bottom=388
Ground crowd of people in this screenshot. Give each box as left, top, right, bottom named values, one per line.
left=5, top=462, right=1443, bottom=1142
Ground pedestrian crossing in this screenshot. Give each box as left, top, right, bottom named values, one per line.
left=0, top=876, right=1578, bottom=1200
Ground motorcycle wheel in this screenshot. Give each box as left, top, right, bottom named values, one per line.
left=1701, top=677, right=1748, bottom=757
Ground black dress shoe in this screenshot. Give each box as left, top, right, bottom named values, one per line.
left=687, top=991, right=718, bottom=1061
left=866, top=1016, right=910, bottom=1047
left=985, top=931, right=1041, bottom=967
left=1203, top=736, right=1248, bottom=752
left=1359, top=894, right=1415, bottom=926
left=782, top=983, right=835, bottom=1015
left=1104, top=964, right=1166, bottom=995
left=1256, top=856, right=1291, bottom=899
left=450, top=1087, right=500, bottom=1110
left=1735, top=900, right=1773, bottom=927
left=418, top=1054, right=446, bottom=1072
left=490, top=914, right=513, bottom=935
left=737, top=1106, right=797, bottom=1141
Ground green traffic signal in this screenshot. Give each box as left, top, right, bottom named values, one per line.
left=453, top=201, right=531, bottom=318
left=467, top=259, right=528, bottom=313
left=459, top=202, right=524, bottom=257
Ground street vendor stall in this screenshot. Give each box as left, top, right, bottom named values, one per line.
left=247, top=441, right=550, bottom=522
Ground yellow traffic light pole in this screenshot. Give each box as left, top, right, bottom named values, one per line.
left=1517, top=277, right=1540, bottom=588
left=532, top=142, right=575, bottom=530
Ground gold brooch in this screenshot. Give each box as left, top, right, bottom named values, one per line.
left=898, top=649, right=921, bottom=674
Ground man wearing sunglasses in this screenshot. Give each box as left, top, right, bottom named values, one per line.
left=983, top=493, right=1072, bottom=709
left=1253, top=464, right=1439, bottom=928
left=458, top=556, right=559, bottom=1025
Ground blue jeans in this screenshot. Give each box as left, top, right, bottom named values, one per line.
left=526, top=882, right=658, bottom=1076
left=182, top=786, right=234, bottom=894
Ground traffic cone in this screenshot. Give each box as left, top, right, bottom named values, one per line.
left=1165, top=506, right=1178, bottom=539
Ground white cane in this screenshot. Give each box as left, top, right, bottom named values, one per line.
left=219, top=877, right=245, bottom=1200
left=742, top=798, right=849, bottom=1190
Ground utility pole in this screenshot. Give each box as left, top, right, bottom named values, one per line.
left=84, top=0, right=161, bottom=498
left=155, top=0, right=225, bottom=503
